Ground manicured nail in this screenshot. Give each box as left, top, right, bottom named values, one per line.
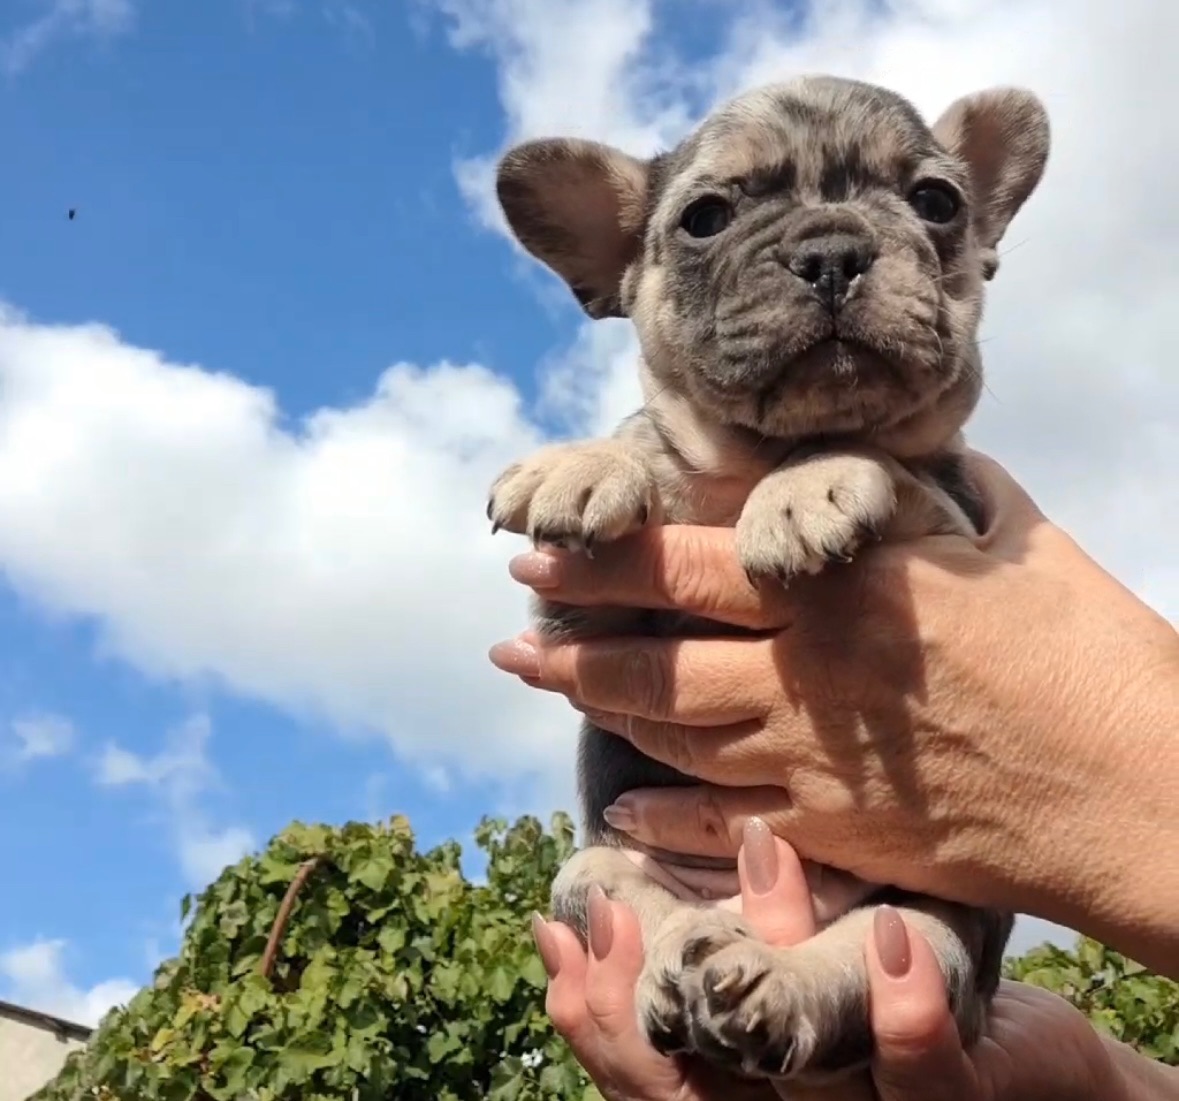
left=587, top=885, right=614, bottom=960
left=602, top=799, right=637, bottom=832
left=509, top=552, right=561, bottom=588
left=743, top=817, right=778, bottom=896
left=531, top=912, right=560, bottom=978
left=873, top=905, right=912, bottom=978
left=488, top=638, right=540, bottom=677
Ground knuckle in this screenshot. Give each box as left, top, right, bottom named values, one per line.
left=545, top=989, right=581, bottom=1037
left=659, top=532, right=719, bottom=615
left=693, top=787, right=735, bottom=849
left=651, top=721, right=698, bottom=776
left=621, top=646, right=671, bottom=719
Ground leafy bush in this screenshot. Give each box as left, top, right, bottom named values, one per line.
left=34, top=814, right=597, bottom=1101
left=34, top=813, right=1177, bottom=1101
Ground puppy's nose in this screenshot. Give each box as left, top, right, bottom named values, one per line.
left=784, top=235, right=876, bottom=312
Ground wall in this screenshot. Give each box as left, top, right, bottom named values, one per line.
left=0, top=1012, right=87, bottom=1101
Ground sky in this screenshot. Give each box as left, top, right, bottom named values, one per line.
left=0, top=0, right=1174, bottom=1028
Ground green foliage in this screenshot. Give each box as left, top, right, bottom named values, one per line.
left=1005, top=937, right=1179, bottom=1064
left=33, top=811, right=1176, bottom=1101
left=34, top=813, right=604, bottom=1101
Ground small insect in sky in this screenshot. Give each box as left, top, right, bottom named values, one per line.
left=68, top=208, right=76, bottom=220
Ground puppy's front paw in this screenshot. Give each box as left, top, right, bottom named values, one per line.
left=736, top=452, right=896, bottom=583
left=487, top=441, right=659, bottom=552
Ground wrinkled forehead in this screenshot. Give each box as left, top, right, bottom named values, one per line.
left=657, top=77, right=959, bottom=212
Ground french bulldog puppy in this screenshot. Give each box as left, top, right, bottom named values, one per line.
left=488, top=74, right=1050, bottom=1084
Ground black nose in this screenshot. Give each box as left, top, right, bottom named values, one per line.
left=784, top=235, right=876, bottom=312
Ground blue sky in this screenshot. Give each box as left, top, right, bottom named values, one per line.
left=0, top=0, right=1171, bottom=1025
left=0, top=0, right=588, bottom=1014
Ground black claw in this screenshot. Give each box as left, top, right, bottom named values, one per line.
left=583, top=536, right=595, bottom=559
left=486, top=498, right=495, bottom=520
left=637, top=503, right=649, bottom=525
left=491, top=521, right=502, bottom=535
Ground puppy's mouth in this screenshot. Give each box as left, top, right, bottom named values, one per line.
left=790, top=335, right=896, bottom=379
left=756, top=334, right=899, bottom=402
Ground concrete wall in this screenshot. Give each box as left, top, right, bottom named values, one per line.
left=0, top=1011, right=87, bottom=1101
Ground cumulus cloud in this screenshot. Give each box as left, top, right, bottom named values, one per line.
left=94, top=715, right=258, bottom=887
left=2, top=712, right=76, bottom=766
left=0, top=939, right=136, bottom=1028
left=0, top=0, right=133, bottom=75
left=0, top=310, right=574, bottom=801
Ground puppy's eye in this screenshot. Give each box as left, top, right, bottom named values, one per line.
left=680, top=197, right=732, bottom=238
left=908, top=181, right=961, bottom=224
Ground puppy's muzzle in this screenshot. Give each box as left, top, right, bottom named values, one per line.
left=782, top=233, right=877, bottom=314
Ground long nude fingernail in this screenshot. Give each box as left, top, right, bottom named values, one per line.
left=873, top=905, right=912, bottom=978
left=531, top=912, right=560, bottom=978
left=510, top=552, right=561, bottom=588
left=488, top=638, right=541, bottom=677
left=587, top=885, right=614, bottom=960
left=602, top=799, right=637, bottom=832
left=743, top=817, right=778, bottom=895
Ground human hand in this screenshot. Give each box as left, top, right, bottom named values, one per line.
left=533, top=822, right=1127, bottom=1101
left=493, top=453, right=1179, bottom=976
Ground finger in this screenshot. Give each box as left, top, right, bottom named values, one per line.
left=583, top=886, right=649, bottom=1041
left=491, top=634, right=776, bottom=726
left=604, top=784, right=794, bottom=858
left=580, top=888, right=691, bottom=1101
left=505, top=525, right=796, bottom=631
left=737, top=818, right=816, bottom=946
left=583, top=708, right=772, bottom=783
left=865, top=906, right=980, bottom=1101
left=538, top=917, right=592, bottom=1046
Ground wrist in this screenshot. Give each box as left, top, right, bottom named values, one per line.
left=1102, top=1036, right=1179, bottom=1100
left=1036, top=620, right=1179, bottom=978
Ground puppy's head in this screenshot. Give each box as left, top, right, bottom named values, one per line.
left=497, top=76, right=1050, bottom=443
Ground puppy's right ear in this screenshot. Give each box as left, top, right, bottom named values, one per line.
left=496, top=138, right=649, bottom=319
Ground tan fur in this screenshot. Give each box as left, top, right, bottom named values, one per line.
left=489, top=74, right=1050, bottom=1084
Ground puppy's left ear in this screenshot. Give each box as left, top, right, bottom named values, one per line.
left=933, top=88, right=1050, bottom=271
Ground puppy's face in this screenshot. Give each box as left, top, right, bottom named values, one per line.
left=498, top=76, right=1050, bottom=442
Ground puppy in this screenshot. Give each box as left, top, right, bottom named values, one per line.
left=488, top=75, right=1050, bottom=1084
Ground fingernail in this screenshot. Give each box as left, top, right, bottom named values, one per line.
left=509, top=552, right=561, bottom=588
left=743, top=817, right=778, bottom=895
left=602, top=799, right=637, bottom=832
left=873, top=905, right=912, bottom=978
left=488, top=638, right=540, bottom=677
left=531, top=912, right=560, bottom=978
left=587, top=885, right=614, bottom=960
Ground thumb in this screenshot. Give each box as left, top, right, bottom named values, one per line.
left=865, top=906, right=982, bottom=1101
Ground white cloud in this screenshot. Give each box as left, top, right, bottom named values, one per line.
left=3, top=712, right=75, bottom=764
left=177, top=826, right=256, bottom=887
left=0, top=306, right=576, bottom=803
left=93, top=716, right=257, bottom=887
left=0, top=939, right=136, bottom=1028
left=0, top=0, right=133, bottom=76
